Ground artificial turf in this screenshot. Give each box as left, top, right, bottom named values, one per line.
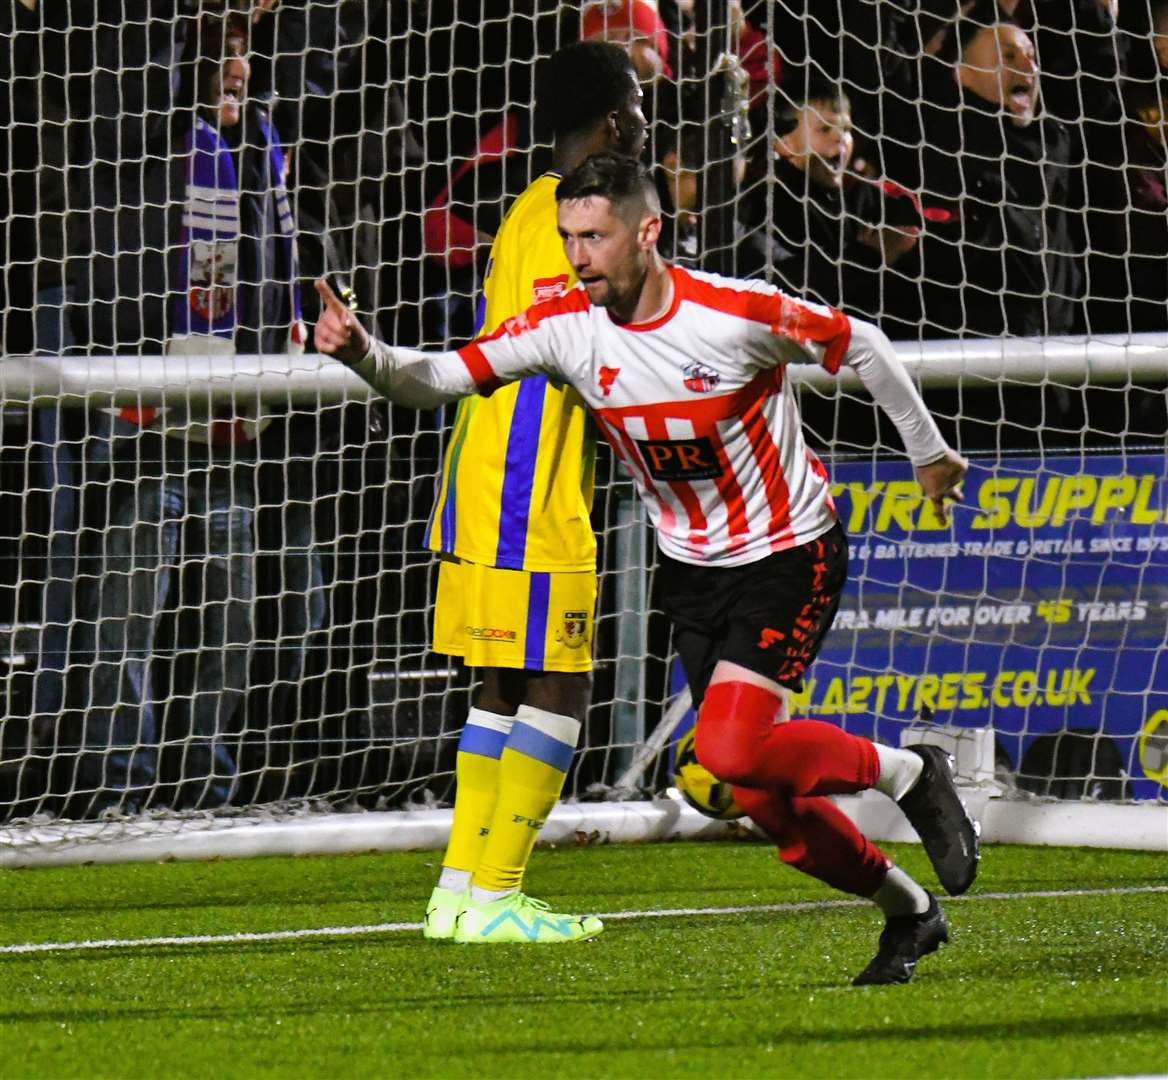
left=0, top=839, right=1163, bottom=1078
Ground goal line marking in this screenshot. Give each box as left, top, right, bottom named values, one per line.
left=1, top=884, right=1163, bottom=957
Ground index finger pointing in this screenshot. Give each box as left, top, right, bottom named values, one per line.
left=314, top=278, right=349, bottom=317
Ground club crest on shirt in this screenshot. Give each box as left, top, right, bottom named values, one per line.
left=682, top=362, right=721, bottom=393
left=598, top=366, right=621, bottom=397
left=555, top=610, right=590, bottom=649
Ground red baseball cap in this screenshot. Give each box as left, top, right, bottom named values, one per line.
left=580, top=0, right=673, bottom=78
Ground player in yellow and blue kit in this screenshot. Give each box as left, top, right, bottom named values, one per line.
left=422, top=41, right=647, bottom=943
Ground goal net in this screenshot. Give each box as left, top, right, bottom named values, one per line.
left=0, top=1, right=1164, bottom=864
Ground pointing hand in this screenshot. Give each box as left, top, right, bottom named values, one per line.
left=314, top=278, right=370, bottom=366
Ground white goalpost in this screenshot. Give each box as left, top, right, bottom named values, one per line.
left=0, top=1, right=1165, bottom=868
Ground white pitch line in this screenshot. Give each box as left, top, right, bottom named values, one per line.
left=0, top=922, right=422, bottom=956
left=1, top=884, right=1164, bottom=957
left=597, top=884, right=1168, bottom=922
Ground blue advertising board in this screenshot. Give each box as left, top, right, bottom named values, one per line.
left=785, top=452, right=1168, bottom=801
left=670, top=452, right=1168, bottom=801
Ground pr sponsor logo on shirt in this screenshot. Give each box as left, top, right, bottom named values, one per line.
left=636, top=436, right=723, bottom=482
left=682, top=361, right=721, bottom=393
left=532, top=274, right=569, bottom=303
left=465, top=625, right=518, bottom=642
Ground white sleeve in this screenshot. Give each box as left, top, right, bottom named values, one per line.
left=346, top=307, right=562, bottom=409
left=348, top=340, right=480, bottom=409
left=842, top=318, right=950, bottom=467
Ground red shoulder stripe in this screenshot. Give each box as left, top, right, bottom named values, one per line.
left=475, top=285, right=590, bottom=345
left=457, top=342, right=502, bottom=396
left=674, top=268, right=851, bottom=375
left=674, top=268, right=786, bottom=325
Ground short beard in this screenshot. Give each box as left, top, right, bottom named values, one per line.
left=586, top=280, right=616, bottom=308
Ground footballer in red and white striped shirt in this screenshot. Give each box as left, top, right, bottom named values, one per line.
left=317, top=152, right=979, bottom=986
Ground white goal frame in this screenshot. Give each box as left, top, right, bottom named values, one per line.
left=1, top=337, right=1164, bottom=868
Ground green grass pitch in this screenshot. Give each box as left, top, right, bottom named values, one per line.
left=0, top=839, right=1163, bottom=1078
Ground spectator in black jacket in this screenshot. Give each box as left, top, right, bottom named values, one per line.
left=1117, top=79, right=1168, bottom=333
left=916, top=15, right=1083, bottom=337
left=1001, top=0, right=1131, bottom=334
left=735, top=78, right=924, bottom=336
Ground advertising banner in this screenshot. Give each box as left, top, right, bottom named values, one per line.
left=787, top=453, right=1168, bottom=800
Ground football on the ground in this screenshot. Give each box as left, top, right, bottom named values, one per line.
left=672, top=725, right=744, bottom=820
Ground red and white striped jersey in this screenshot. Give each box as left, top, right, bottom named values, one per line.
left=456, top=264, right=853, bottom=566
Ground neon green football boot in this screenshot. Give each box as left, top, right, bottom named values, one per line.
left=453, top=892, right=604, bottom=944
left=422, top=885, right=466, bottom=941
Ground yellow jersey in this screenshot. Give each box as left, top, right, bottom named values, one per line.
left=426, top=171, right=596, bottom=572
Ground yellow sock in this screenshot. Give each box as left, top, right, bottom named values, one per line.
left=473, top=705, right=581, bottom=894
left=441, top=707, right=514, bottom=876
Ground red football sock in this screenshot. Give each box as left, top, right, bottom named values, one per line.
left=693, top=680, right=879, bottom=795
left=733, top=784, right=890, bottom=898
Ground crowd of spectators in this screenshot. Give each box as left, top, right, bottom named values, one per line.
left=0, top=0, right=1164, bottom=818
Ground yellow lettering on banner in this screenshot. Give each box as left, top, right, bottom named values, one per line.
left=789, top=679, right=814, bottom=712
left=971, top=473, right=1166, bottom=529
left=896, top=674, right=916, bottom=712
left=821, top=678, right=847, bottom=714
left=936, top=671, right=964, bottom=710
left=1016, top=478, right=1060, bottom=527
left=1068, top=668, right=1095, bottom=704
left=1131, top=475, right=1164, bottom=525
left=992, top=672, right=1015, bottom=707
left=960, top=673, right=986, bottom=708
left=846, top=471, right=1166, bottom=533
left=1037, top=600, right=1072, bottom=624
left=1051, top=476, right=1098, bottom=526
left=875, top=481, right=920, bottom=533
left=913, top=674, right=939, bottom=713
left=972, top=478, right=1018, bottom=529
left=872, top=674, right=897, bottom=714
left=915, top=495, right=948, bottom=530
left=835, top=482, right=884, bottom=532
left=797, top=667, right=1094, bottom=714
left=1044, top=669, right=1069, bottom=706
left=1013, top=670, right=1039, bottom=706
left=1091, top=476, right=1137, bottom=523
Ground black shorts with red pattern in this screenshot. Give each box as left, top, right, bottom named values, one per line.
left=655, top=523, right=848, bottom=709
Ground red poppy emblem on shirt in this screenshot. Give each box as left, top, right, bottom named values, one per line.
left=599, top=366, right=621, bottom=397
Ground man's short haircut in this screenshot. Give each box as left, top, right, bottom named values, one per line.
left=556, top=151, right=661, bottom=217
left=535, top=41, right=637, bottom=140
left=937, top=0, right=1006, bottom=66
left=774, top=73, right=849, bottom=137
